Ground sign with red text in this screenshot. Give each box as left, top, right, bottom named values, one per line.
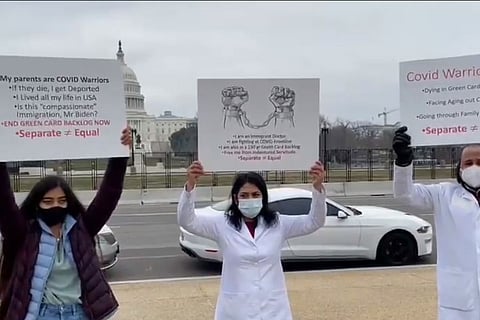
left=198, top=78, right=320, bottom=171
left=400, top=54, right=480, bottom=146
left=0, top=55, right=129, bottom=161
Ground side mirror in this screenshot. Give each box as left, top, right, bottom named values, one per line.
left=337, top=211, right=348, bottom=219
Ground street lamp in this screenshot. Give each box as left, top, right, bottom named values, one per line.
left=130, top=128, right=137, bottom=166
left=321, top=123, right=329, bottom=168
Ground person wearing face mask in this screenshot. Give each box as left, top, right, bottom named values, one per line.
left=0, top=127, right=132, bottom=320
left=393, top=126, right=480, bottom=320
left=177, top=160, right=327, bottom=320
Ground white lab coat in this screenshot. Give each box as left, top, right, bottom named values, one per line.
left=177, top=187, right=327, bottom=320
left=394, top=164, right=480, bottom=320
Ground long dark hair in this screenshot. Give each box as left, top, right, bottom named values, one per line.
left=0, top=175, right=85, bottom=298
left=225, top=172, right=278, bottom=231
left=19, top=175, right=85, bottom=220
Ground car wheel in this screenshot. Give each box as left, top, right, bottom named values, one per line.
left=377, top=231, right=417, bottom=266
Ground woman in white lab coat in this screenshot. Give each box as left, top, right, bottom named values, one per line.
left=393, top=126, right=480, bottom=320
left=177, top=160, right=327, bottom=320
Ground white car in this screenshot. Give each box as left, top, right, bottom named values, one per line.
left=95, top=224, right=120, bottom=270
left=179, top=187, right=433, bottom=266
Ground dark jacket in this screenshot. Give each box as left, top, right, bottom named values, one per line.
left=0, top=157, right=128, bottom=320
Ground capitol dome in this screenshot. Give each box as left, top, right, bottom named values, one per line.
left=122, top=64, right=138, bottom=81
left=117, top=41, right=138, bottom=82
left=116, top=40, right=145, bottom=113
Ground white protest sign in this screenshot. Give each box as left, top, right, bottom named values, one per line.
left=198, top=78, right=320, bottom=171
left=0, top=55, right=129, bottom=161
left=400, top=54, right=480, bottom=146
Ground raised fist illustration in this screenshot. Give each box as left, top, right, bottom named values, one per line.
left=221, top=86, right=248, bottom=129
left=268, top=86, right=295, bottom=112
left=221, top=86, right=249, bottom=110
left=269, top=86, right=295, bottom=128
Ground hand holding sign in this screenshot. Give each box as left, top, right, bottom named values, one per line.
left=392, top=126, right=414, bottom=167
left=120, top=127, right=132, bottom=147
left=310, top=161, right=325, bottom=193
left=186, top=161, right=205, bottom=192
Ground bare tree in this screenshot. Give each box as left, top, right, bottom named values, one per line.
left=379, top=127, right=395, bottom=149
left=328, top=119, right=356, bottom=149
left=352, top=122, right=383, bottom=149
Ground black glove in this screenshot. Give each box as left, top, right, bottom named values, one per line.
left=392, top=126, right=413, bottom=167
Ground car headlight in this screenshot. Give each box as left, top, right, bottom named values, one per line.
left=417, top=226, right=430, bottom=234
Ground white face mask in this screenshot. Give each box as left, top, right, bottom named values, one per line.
left=461, top=165, right=480, bottom=188
left=238, top=198, right=263, bottom=219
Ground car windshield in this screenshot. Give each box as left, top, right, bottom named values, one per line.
left=327, top=198, right=355, bottom=216
left=344, top=205, right=362, bottom=215
left=211, top=199, right=231, bottom=212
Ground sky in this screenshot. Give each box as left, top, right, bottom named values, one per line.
left=2, top=1, right=480, bottom=125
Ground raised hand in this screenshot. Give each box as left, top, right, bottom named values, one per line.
left=186, top=161, right=205, bottom=192
left=120, top=127, right=132, bottom=147
left=392, top=126, right=413, bottom=167
left=310, top=161, right=325, bottom=192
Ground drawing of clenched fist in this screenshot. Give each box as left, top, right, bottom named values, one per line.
left=268, top=86, right=295, bottom=111
left=269, top=86, right=295, bottom=128
left=221, top=86, right=248, bottom=128
left=222, top=86, right=249, bottom=110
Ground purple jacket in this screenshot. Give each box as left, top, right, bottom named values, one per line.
left=0, top=157, right=128, bottom=320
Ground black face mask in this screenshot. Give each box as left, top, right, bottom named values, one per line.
left=37, top=206, right=68, bottom=226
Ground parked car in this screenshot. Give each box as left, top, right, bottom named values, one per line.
left=179, top=187, right=433, bottom=266
left=95, top=224, right=120, bottom=270
left=0, top=224, right=120, bottom=271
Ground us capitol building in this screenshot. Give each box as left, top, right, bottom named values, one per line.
left=115, top=41, right=196, bottom=155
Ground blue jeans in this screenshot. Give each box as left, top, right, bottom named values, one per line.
left=38, top=304, right=87, bottom=320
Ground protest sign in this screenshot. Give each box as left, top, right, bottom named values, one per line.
left=0, top=55, right=128, bottom=161
left=198, top=78, right=320, bottom=171
left=400, top=54, right=480, bottom=146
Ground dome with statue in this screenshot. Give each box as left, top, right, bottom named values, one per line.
left=116, top=40, right=154, bottom=155
left=116, top=41, right=145, bottom=114
left=116, top=41, right=138, bottom=82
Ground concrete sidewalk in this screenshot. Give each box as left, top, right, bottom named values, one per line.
left=110, top=266, right=438, bottom=320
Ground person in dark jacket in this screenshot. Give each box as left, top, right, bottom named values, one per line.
left=0, top=127, right=132, bottom=320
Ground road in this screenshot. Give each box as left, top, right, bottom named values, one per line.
left=103, top=195, right=436, bottom=282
